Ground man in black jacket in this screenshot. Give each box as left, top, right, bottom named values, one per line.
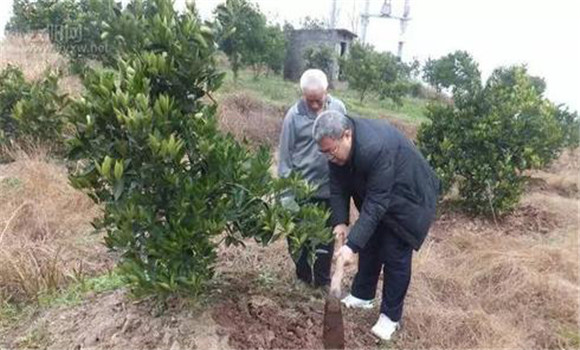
left=312, top=110, right=440, bottom=341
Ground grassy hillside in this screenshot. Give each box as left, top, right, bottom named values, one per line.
left=218, top=70, right=429, bottom=124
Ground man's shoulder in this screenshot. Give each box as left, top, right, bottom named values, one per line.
left=353, top=118, right=391, bottom=160
left=327, top=95, right=346, bottom=112
left=353, top=117, right=390, bottom=134
left=284, top=102, right=301, bottom=120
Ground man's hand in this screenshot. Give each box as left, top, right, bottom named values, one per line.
left=335, top=244, right=355, bottom=266
left=332, top=224, right=348, bottom=242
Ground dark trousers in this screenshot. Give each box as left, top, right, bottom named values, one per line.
left=350, top=225, right=413, bottom=322
left=287, top=198, right=334, bottom=287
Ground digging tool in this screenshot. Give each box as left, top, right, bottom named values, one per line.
left=323, top=234, right=346, bottom=349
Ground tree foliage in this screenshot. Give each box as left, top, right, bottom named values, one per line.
left=0, top=65, right=69, bottom=153
left=422, top=50, right=482, bottom=105
left=341, top=42, right=412, bottom=104
left=5, top=0, right=79, bottom=33
left=214, top=0, right=286, bottom=79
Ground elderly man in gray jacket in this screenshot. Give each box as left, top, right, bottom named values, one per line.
left=278, top=69, right=346, bottom=288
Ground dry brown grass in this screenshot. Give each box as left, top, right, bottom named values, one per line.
left=397, top=150, right=580, bottom=349
left=217, top=92, right=286, bottom=149
left=0, top=33, right=83, bottom=97
left=0, top=146, right=114, bottom=303
left=527, top=148, right=580, bottom=198
left=405, top=223, right=578, bottom=349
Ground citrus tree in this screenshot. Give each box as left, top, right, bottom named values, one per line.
left=418, top=64, right=577, bottom=215
left=67, top=0, right=330, bottom=296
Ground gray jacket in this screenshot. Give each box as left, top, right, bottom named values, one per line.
left=278, top=95, right=347, bottom=199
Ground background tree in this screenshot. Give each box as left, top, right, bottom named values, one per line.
left=422, top=50, right=482, bottom=106
left=341, top=42, right=413, bottom=104
left=5, top=0, right=79, bottom=33
left=214, top=0, right=265, bottom=80
left=262, top=24, right=287, bottom=76
left=303, top=46, right=335, bottom=81
left=340, top=43, right=380, bottom=102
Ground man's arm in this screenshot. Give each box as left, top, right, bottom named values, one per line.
left=277, top=110, right=295, bottom=179
left=329, top=163, right=350, bottom=227
left=346, top=147, right=395, bottom=252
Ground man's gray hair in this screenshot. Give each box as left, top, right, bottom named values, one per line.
left=300, top=69, right=328, bottom=92
left=312, top=110, right=353, bottom=142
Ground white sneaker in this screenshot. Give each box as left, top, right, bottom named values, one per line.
left=371, top=313, right=400, bottom=341
left=340, top=294, right=374, bottom=309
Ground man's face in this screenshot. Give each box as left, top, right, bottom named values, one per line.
left=303, top=88, right=327, bottom=115
left=318, top=130, right=352, bottom=166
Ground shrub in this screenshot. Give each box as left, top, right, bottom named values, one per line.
left=0, top=65, right=69, bottom=152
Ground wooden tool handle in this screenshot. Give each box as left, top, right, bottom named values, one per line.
left=330, top=255, right=345, bottom=299
left=329, top=233, right=346, bottom=299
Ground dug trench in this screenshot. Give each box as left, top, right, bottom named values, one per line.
left=209, top=272, right=378, bottom=350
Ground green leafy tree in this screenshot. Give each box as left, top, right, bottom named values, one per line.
left=340, top=43, right=380, bottom=102
left=263, top=24, right=287, bottom=75
left=67, top=0, right=330, bottom=297
left=341, top=42, right=412, bottom=104
left=214, top=0, right=265, bottom=79
left=5, top=0, right=79, bottom=33
left=553, top=105, right=580, bottom=149
left=422, top=50, right=481, bottom=105
left=418, top=64, right=572, bottom=216
left=51, top=0, right=121, bottom=65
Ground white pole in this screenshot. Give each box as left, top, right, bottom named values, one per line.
left=360, top=0, right=371, bottom=43
left=397, top=0, right=411, bottom=58
left=330, top=0, right=338, bottom=29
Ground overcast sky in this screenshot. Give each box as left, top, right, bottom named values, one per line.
left=1, top=0, right=579, bottom=111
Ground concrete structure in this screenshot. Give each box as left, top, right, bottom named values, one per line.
left=283, top=29, right=357, bottom=83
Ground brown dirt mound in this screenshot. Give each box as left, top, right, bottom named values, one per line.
left=6, top=279, right=379, bottom=350
left=211, top=291, right=377, bottom=350
left=218, top=92, right=286, bottom=148
left=5, top=289, right=229, bottom=350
